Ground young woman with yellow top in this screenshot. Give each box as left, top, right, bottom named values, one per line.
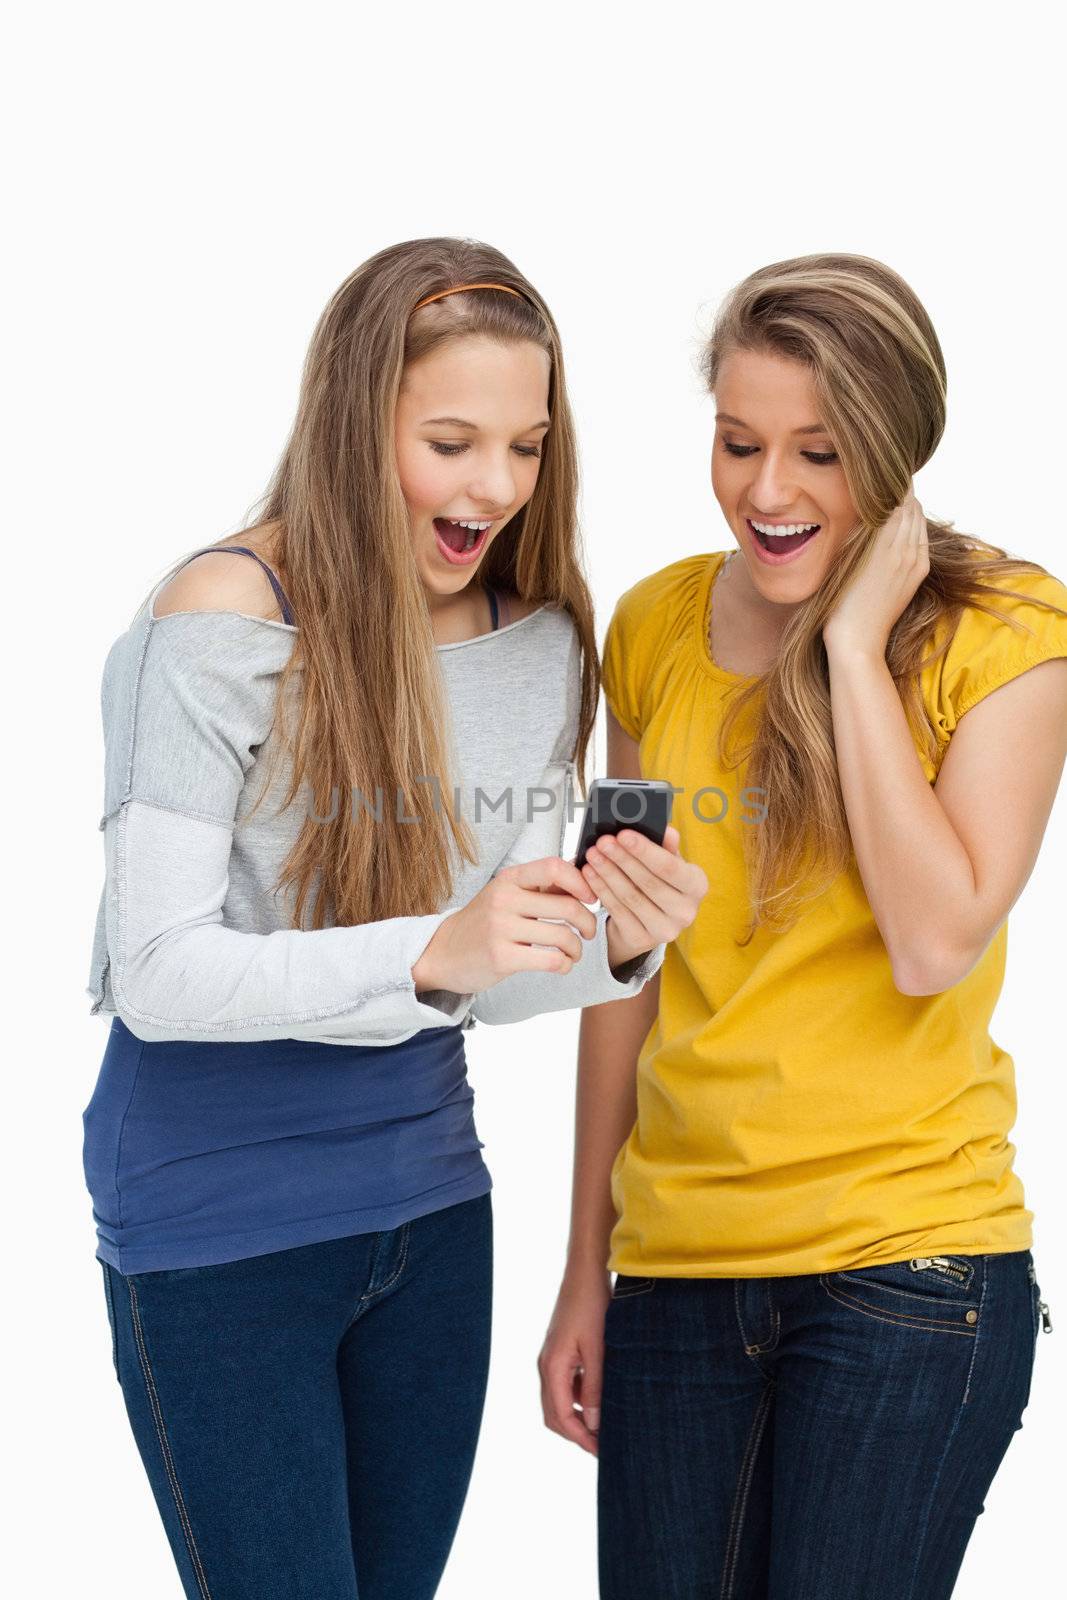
left=539, top=254, right=1067, bottom=1599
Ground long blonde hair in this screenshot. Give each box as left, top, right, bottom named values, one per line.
left=700, top=253, right=1067, bottom=941
left=239, top=238, right=597, bottom=929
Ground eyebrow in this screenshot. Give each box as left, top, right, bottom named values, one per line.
left=716, top=412, right=830, bottom=436
left=421, top=415, right=551, bottom=432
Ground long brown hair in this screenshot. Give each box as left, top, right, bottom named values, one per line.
left=237, top=238, right=596, bottom=929
left=700, top=253, right=1067, bottom=941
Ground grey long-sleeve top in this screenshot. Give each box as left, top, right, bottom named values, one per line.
left=86, top=571, right=665, bottom=1046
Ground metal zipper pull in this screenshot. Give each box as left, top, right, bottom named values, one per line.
left=909, top=1256, right=968, bottom=1281
left=1038, top=1299, right=1053, bottom=1333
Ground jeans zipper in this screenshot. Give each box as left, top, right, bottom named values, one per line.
left=1027, top=1260, right=1053, bottom=1332
left=909, top=1255, right=969, bottom=1282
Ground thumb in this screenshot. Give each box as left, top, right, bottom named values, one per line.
left=662, top=824, right=681, bottom=856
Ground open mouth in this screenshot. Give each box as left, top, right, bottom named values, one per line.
left=746, top=518, right=821, bottom=558
left=433, top=516, right=492, bottom=565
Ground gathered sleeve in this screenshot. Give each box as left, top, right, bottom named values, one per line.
left=929, top=568, right=1067, bottom=744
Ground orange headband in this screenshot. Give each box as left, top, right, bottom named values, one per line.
left=413, top=282, right=526, bottom=311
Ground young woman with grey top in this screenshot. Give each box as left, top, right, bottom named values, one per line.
left=82, top=238, right=705, bottom=1600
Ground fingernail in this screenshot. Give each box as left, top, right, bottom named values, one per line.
left=587, top=1409, right=600, bottom=1431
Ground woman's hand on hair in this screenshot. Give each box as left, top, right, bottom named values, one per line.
left=581, top=825, right=707, bottom=965
left=411, top=858, right=600, bottom=995
left=822, top=490, right=930, bottom=660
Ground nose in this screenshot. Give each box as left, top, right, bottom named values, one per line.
left=749, top=450, right=798, bottom=515
left=466, top=451, right=517, bottom=516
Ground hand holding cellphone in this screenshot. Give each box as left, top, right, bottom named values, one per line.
left=572, top=778, right=675, bottom=871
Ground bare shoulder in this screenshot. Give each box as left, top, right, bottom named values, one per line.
left=152, top=547, right=283, bottom=621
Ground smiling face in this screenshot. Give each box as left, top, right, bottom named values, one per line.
left=394, top=334, right=551, bottom=606
left=711, top=346, right=859, bottom=605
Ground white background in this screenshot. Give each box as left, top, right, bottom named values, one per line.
left=5, top=2, right=1063, bottom=1594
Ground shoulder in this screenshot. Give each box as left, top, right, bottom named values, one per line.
left=502, top=592, right=544, bottom=624
left=612, top=553, right=713, bottom=621
left=962, top=564, right=1067, bottom=629
left=600, top=554, right=715, bottom=741
left=606, top=553, right=714, bottom=667
left=605, top=551, right=713, bottom=664
left=946, top=563, right=1067, bottom=669
left=152, top=546, right=285, bottom=623
left=106, top=546, right=296, bottom=718
left=924, top=561, right=1067, bottom=741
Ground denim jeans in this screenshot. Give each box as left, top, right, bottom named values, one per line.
left=597, top=1249, right=1046, bottom=1599
left=99, top=1193, right=492, bottom=1600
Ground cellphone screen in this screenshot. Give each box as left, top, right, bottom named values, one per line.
left=573, top=779, right=673, bottom=870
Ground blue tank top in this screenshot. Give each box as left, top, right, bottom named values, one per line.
left=83, top=549, right=497, bottom=1274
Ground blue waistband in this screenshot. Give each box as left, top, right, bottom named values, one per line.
left=83, top=1016, right=488, bottom=1275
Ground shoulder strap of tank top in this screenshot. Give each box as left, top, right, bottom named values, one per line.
left=495, top=589, right=511, bottom=629
left=487, top=588, right=499, bottom=631
left=188, top=545, right=296, bottom=626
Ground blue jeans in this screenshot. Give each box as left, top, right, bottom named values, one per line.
left=597, top=1250, right=1045, bottom=1599
left=100, top=1193, right=492, bottom=1600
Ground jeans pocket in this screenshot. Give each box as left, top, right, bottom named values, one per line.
left=100, top=1260, right=120, bottom=1382
left=611, top=1274, right=655, bottom=1299
left=820, top=1254, right=982, bottom=1335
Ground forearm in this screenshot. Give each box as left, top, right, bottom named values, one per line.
left=564, top=975, right=659, bottom=1280
left=110, top=802, right=471, bottom=1043
left=826, top=644, right=979, bottom=984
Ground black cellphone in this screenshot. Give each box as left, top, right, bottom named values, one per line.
left=572, top=778, right=674, bottom=871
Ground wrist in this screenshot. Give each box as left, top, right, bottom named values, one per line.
left=411, top=948, right=439, bottom=994
left=605, top=915, right=651, bottom=975
left=563, top=1267, right=614, bottom=1305
left=563, top=1255, right=612, bottom=1293
left=823, top=628, right=890, bottom=668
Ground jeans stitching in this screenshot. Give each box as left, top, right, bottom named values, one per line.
left=612, top=1277, right=655, bottom=1299
left=820, top=1275, right=978, bottom=1335
left=832, top=1272, right=978, bottom=1308
left=961, top=1264, right=989, bottom=1405
left=1022, top=1281, right=1041, bottom=1410
left=734, top=1281, right=779, bottom=1356
left=360, top=1223, right=411, bottom=1305
left=363, top=1227, right=385, bottom=1296
left=733, top=1281, right=750, bottom=1357
left=902, top=1269, right=989, bottom=1596
left=720, top=1381, right=773, bottom=1599
left=127, top=1279, right=213, bottom=1600
left=102, top=1262, right=119, bottom=1380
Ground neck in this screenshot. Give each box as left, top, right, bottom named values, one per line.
left=725, top=550, right=802, bottom=629
left=426, top=580, right=492, bottom=645
left=712, top=549, right=806, bottom=676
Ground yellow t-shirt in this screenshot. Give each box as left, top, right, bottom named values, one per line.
left=601, top=550, right=1067, bottom=1277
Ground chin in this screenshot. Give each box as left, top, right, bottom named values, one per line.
left=425, top=558, right=478, bottom=594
